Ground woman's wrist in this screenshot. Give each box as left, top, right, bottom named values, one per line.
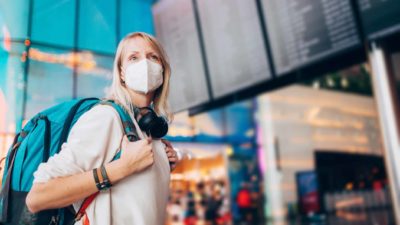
left=105, top=160, right=130, bottom=185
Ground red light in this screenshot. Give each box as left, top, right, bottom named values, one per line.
left=24, top=39, right=31, bottom=46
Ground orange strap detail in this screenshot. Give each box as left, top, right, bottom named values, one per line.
left=83, top=214, right=90, bottom=225
left=75, top=192, right=99, bottom=222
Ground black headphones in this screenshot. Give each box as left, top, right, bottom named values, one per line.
left=134, top=106, right=168, bottom=139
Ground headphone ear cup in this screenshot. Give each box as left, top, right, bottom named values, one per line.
left=138, top=112, right=157, bottom=133
left=150, top=117, right=168, bottom=138
left=137, top=108, right=169, bottom=138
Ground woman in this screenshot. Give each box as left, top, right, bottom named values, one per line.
left=25, top=32, right=179, bottom=225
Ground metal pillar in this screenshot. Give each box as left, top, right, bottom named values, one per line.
left=369, top=42, right=400, bottom=225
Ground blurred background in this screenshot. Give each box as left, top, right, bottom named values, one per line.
left=1, top=0, right=400, bottom=224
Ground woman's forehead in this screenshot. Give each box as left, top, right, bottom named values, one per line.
left=124, top=37, right=157, bottom=54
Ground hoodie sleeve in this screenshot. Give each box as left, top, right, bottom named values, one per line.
left=33, top=105, right=124, bottom=183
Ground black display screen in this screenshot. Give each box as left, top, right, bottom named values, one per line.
left=152, top=0, right=211, bottom=112
left=357, top=0, right=400, bottom=40
left=196, top=0, right=272, bottom=98
left=261, top=0, right=361, bottom=75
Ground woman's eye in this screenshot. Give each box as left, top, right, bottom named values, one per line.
left=129, top=56, right=138, bottom=61
left=150, top=55, right=159, bottom=61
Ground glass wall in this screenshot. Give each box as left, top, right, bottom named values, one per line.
left=0, top=0, right=155, bottom=163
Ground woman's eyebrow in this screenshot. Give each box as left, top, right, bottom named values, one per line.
left=146, top=51, right=159, bottom=55
left=127, top=51, right=140, bottom=55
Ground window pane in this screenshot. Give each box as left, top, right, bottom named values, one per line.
left=193, top=109, right=225, bottom=142
left=226, top=101, right=254, bottom=143
left=76, top=53, right=113, bottom=98
left=0, top=43, right=25, bottom=133
left=26, top=45, right=73, bottom=119
left=78, top=0, right=116, bottom=53
left=120, top=0, right=154, bottom=39
left=166, top=111, right=195, bottom=141
left=0, top=0, right=29, bottom=39
left=31, top=0, right=75, bottom=48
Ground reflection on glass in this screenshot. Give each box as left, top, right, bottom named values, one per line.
left=0, top=43, right=25, bottom=133
left=0, top=0, right=28, bottom=39
left=26, top=45, right=73, bottom=119
left=31, top=0, right=75, bottom=48
left=78, top=0, right=116, bottom=53
left=120, top=0, right=155, bottom=38
left=76, top=54, right=113, bottom=98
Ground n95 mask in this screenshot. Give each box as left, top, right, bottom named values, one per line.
left=125, top=59, right=164, bottom=94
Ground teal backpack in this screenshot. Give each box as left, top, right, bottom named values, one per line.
left=0, top=98, right=139, bottom=225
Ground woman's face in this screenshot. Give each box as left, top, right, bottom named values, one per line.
left=120, top=36, right=162, bottom=81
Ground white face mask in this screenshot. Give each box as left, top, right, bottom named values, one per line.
left=125, top=59, right=164, bottom=94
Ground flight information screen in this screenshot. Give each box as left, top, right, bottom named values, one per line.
left=197, top=0, right=272, bottom=98
left=152, top=0, right=210, bottom=112
left=357, top=0, right=400, bottom=39
left=261, top=0, right=361, bottom=75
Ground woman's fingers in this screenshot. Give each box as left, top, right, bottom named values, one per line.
left=167, top=153, right=176, bottom=159
left=161, top=139, right=179, bottom=172
left=161, top=139, right=173, bottom=148
left=165, top=147, right=173, bottom=154
left=166, top=148, right=177, bottom=158
left=168, top=157, right=178, bottom=162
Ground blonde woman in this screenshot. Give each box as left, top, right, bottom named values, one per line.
left=25, top=32, right=179, bottom=225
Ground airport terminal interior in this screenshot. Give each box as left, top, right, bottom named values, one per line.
left=1, top=0, right=400, bottom=224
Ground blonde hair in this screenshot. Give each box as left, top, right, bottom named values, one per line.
left=107, top=32, right=173, bottom=122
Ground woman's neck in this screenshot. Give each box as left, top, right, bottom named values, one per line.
left=127, top=88, right=154, bottom=108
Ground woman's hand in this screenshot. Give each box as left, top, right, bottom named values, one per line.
left=120, top=136, right=154, bottom=175
left=161, top=139, right=179, bottom=171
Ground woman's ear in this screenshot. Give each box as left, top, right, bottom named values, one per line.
left=120, top=67, right=125, bottom=84
left=120, top=66, right=125, bottom=76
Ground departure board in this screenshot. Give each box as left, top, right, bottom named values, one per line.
left=152, top=0, right=210, bottom=112
left=196, top=0, right=272, bottom=98
left=261, top=0, right=361, bottom=75
left=357, top=0, right=400, bottom=39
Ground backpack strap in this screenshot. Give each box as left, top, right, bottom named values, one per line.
left=34, top=115, right=52, bottom=163
left=99, top=100, right=139, bottom=142
left=0, top=132, right=23, bottom=222
left=1, top=122, right=39, bottom=222
left=57, top=98, right=100, bottom=154
left=72, top=100, right=140, bottom=223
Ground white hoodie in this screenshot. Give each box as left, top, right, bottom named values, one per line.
left=33, top=104, right=171, bottom=225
